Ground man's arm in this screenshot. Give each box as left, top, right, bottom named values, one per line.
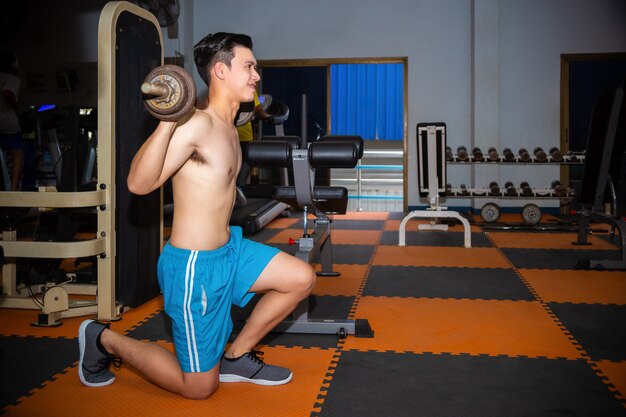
left=127, top=115, right=199, bottom=195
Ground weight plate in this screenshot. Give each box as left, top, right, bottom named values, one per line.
left=521, top=203, right=541, bottom=225
left=480, top=203, right=501, bottom=223
left=235, top=110, right=254, bottom=127
left=143, top=65, right=196, bottom=121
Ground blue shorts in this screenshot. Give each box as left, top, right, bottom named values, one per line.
left=157, top=226, right=280, bottom=373
left=0, top=132, right=23, bottom=151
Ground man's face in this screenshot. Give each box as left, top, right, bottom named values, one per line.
left=225, top=46, right=260, bottom=102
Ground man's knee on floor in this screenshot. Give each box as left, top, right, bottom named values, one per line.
left=180, top=376, right=219, bottom=400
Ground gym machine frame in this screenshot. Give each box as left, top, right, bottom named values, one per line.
left=0, top=2, right=162, bottom=325
left=247, top=136, right=373, bottom=337
left=572, top=84, right=626, bottom=270
left=399, top=123, right=472, bottom=248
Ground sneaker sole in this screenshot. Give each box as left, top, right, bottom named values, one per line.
left=219, top=372, right=293, bottom=386
left=78, top=320, right=115, bottom=387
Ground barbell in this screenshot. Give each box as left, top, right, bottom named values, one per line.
left=141, top=64, right=255, bottom=126
left=141, top=65, right=196, bottom=122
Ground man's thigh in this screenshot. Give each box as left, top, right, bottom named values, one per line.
left=248, top=251, right=312, bottom=294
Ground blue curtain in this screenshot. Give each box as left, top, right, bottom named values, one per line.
left=330, top=63, right=403, bottom=140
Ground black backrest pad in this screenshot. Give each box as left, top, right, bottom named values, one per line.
left=308, top=142, right=358, bottom=168
left=261, top=135, right=301, bottom=149
left=246, top=141, right=293, bottom=167
left=321, top=135, right=364, bottom=158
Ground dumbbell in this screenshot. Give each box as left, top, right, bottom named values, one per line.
left=518, top=148, right=531, bottom=162
left=567, top=151, right=580, bottom=162
left=487, top=147, right=499, bottom=162
left=520, top=181, right=533, bottom=197
left=533, top=147, right=547, bottom=162
left=502, top=148, right=516, bottom=162
left=445, top=146, right=453, bottom=162
left=141, top=65, right=197, bottom=121
left=551, top=179, right=567, bottom=197
left=549, top=147, right=563, bottom=162
left=456, top=146, right=469, bottom=162
left=504, top=181, right=518, bottom=196
left=472, top=147, right=484, bottom=162
left=489, top=181, right=501, bottom=196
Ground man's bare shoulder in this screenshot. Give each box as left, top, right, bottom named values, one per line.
left=170, top=108, right=215, bottom=145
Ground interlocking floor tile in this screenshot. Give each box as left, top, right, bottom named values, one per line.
left=548, top=302, right=626, bottom=362
left=520, top=269, right=626, bottom=304
left=488, top=232, right=618, bottom=249
left=595, top=360, right=626, bottom=403
left=364, top=266, right=534, bottom=300
left=3, top=346, right=334, bottom=417
left=343, top=296, right=581, bottom=359
left=502, top=248, right=621, bottom=269
left=380, top=230, right=492, bottom=247
left=374, top=246, right=511, bottom=268
left=319, top=351, right=626, bottom=417
left=312, top=264, right=368, bottom=296
left=0, top=336, right=76, bottom=410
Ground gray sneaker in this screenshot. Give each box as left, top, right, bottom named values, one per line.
left=78, top=319, right=117, bottom=387
left=219, top=350, right=293, bottom=386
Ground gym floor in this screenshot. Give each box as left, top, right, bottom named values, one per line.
left=1, top=211, right=625, bottom=416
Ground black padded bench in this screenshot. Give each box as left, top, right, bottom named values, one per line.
left=245, top=134, right=373, bottom=338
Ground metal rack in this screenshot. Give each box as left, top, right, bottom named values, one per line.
left=442, top=149, right=584, bottom=223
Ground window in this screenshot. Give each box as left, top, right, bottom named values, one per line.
left=330, top=63, right=404, bottom=140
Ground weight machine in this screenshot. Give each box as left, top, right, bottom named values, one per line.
left=399, top=122, right=472, bottom=248
left=246, top=135, right=374, bottom=337
left=573, top=83, right=626, bottom=270
left=0, top=1, right=163, bottom=325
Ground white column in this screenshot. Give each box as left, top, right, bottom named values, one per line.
left=472, top=0, right=500, bottom=209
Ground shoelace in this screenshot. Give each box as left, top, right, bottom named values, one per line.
left=90, top=354, right=122, bottom=375
left=111, top=356, right=123, bottom=369
left=246, top=350, right=266, bottom=379
left=246, top=350, right=265, bottom=366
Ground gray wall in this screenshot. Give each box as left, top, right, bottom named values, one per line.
left=189, top=0, right=626, bottom=209
left=6, top=0, right=626, bottom=208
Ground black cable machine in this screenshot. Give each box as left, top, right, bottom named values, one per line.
left=573, top=83, right=626, bottom=270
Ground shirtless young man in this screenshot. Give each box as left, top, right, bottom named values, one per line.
left=77, top=33, right=315, bottom=400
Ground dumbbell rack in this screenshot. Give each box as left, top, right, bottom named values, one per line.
left=447, top=151, right=585, bottom=164
left=444, top=187, right=575, bottom=198
left=444, top=150, right=585, bottom=223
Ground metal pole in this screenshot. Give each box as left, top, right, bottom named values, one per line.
left=357, top=160, right=363, bottom=211
left=301, top=94, right=308, bottom=146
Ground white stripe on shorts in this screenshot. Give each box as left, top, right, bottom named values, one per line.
left=183, top=250, right=199, bottom=372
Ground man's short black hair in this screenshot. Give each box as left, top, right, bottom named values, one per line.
left=193, top=32, right=253, bottom=87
